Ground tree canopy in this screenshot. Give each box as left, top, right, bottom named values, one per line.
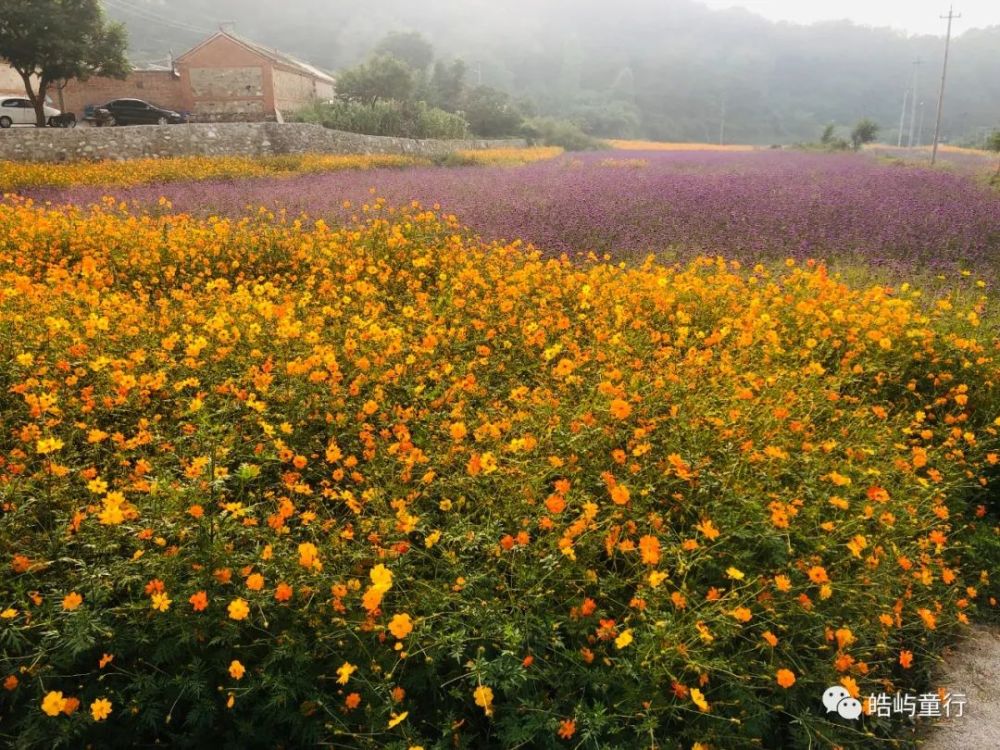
left=100, top=0, right=1000, bottom=144
left=335, top=54, right=414, bottom=106
left=0, top=0, right=129, bottom=125
left=374, top=31, right=434, bottom=71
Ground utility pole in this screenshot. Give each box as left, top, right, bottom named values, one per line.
left=917, top=100, right=925, bottom=147
left=930, top=6, right=960, bottom=165
left=897, top=85, right=910, bottom=147
left=907, top=58, right=921, bottom=147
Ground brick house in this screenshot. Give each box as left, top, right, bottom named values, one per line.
left=4, top=30, right=334, bottom=122
left=175, top=31, right=336, bottom=122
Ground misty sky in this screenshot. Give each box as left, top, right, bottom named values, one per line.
left=701, top=1, right=996, bottom=36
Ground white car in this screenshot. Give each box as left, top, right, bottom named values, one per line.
left=0, top=97, right=63, bottom=128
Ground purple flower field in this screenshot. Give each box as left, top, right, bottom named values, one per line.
left=22, top=150, right=1000, bottom=271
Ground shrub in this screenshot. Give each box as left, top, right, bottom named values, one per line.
left=292, top=99, right=468, bottom=140
left=522, top=116, right=605, bottom=151
left=0, top=200, right=998, bottom=748
left=461, top=85, right=524, bottom=138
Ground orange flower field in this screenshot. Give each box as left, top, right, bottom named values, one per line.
left=0, top=196, right=998, bottom=748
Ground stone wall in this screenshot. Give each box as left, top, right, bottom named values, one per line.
left=0, top=122, right=527, bottom=163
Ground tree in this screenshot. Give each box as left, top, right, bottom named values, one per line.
left=374, top=31, right=434, bottom=72
left=987, top=130, right=1000, bottom=177
left=335, top=54, right=413, bottom=107
left=429, top=58, right=467, bottom=112
left=461, top=85, right=523, bottom=137
left=0, top=0, right=128, bottom=126
left=820, top=124, right=836, bottom=145
left=850, top=118, right=879, bottom=151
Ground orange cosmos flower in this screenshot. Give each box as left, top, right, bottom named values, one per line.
left=638, top=535, right=661, bottom=565
left=558, top=719, right=576, bottom=739
left=62, top=592, right=83, bottom=611
left=695, top=519, right=720, bottom=541
left=189, top=591, right=208, bottom=611
left=776, top=669, right=796, bottom=688
left=731, top=606, right=752, bottom=623
left=807, top=566, right=829, bottom=584
left=388, top=613, right=413, bottom=639
left=840, top=676, right=860, bottom=698
left=544, top=494, right=567, bottom=514
left=609, top=485, right=630, bottom=505
left=899, top=650, right=914, bottom=668
left=609, top=399, right=632, bottom=419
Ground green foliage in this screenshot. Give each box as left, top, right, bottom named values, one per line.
left=461, top=85, right=523, bottom=137
left=374, top=31, right=434, bottom=72
left=988, top=130, right=1000, bottom=180
left=293, top=98, right=468, bottom=139
left=851, top=118, right=880, bottom=151
left=567, top=97, right=641, bottom=138
left=335, top=54, right=414, bottom=106
left=0, top=0, right=128, bottom=126
left=521, top=116, right=604, bottom=151
left=429, top=58, right=468, bottom=112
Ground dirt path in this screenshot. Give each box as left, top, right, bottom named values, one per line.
left=920, top=624, right=1000, bottom=748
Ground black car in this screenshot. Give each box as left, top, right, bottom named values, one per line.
left=94, top=98, right=186, bottom=126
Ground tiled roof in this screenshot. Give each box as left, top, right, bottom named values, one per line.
left=177, top=31, right=335, bottom=85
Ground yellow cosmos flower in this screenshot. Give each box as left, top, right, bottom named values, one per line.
left=42, top=691, right=67, bottom=717
left=36, top=437, right=64, bottom=454
left=227, top=598, right=250, bottom=621
left=90, top=698, right=112, bottom=721
left=387, top=710, right=409, bottom=728
left=336, top=661, right=357, bottom=685
left=369, top=564, right=393, bottom=592
left=614, top=629, right=633, bottom=649
left=473, top=685, right=494, bottom=716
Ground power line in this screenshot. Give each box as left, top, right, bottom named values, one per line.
left=101, top=0, right=213, bottom=36
left=930, top=6, right=960, bottom=166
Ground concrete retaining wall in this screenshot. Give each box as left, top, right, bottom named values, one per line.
left=0, top=122, right=527, bottom=163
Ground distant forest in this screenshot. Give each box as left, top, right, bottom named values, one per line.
left=107, top=0, right=999, bottom=145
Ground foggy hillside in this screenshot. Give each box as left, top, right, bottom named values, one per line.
left=105, top=0, right=1000, bottom=144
